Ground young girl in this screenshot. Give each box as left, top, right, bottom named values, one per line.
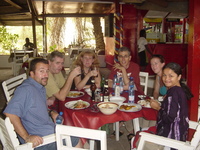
left=132, top=62, right=193, bottom=149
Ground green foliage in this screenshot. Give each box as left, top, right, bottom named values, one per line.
left=48, top=44, right=64, bottom=53
left=0, top=26, right=19, bottom=51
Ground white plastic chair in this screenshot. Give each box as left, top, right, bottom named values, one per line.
left=12, top=49, right=27, bottom=76
left=56, top=124, right=107, bottom=150
left=139, top=72, right=149, bottom=95
left=2, top=73, right=27, bottom=102
left=135, top=120, right=200, bottom=150
left=0, top=117, right=55, bottom=150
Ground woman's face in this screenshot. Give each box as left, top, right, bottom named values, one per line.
left=150, top=57, right=165, bottom=74
left=81, top=54, right=94, bottom=68
left=162, top=68, right=181, bottom=88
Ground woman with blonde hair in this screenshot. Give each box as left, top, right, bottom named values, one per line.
left=72, top=50, right=101, bottom=90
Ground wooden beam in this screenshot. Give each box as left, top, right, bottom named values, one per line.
left=147, top=0, right=168, bottom=7
left=3, top=0, right=22, bottom=9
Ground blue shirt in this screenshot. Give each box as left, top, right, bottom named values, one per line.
left=4, top=77, right=55, bottom=143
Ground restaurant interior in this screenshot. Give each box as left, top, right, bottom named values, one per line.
left=0, top=0, right=200, bottom=150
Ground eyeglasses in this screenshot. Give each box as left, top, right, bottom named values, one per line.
left=118, top=55, right=130, bottom=59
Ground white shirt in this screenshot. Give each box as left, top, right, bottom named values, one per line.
left=137, top=37, right=148, bottom=53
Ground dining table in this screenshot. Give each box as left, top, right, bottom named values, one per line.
left=52, top=89, right=158, bottom=141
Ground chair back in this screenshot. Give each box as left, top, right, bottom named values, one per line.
left=2, top=73, right=27, bottom=102
left=139, top=72, right=149, bottom=95
left=136, top=120, right=200, bottom=150
left=0, top=117, right=55, bottom=150
left=189, top=121, right=200, bottom=148
left=0, top=117, right=16, bottom=150
left=56, top=124, right=107, bottom=150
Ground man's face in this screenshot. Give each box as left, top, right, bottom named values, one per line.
left=48, top=56, right=64, bottom=74
left=30, top=63, right=49, bottom=86
left=117, top=51, right=131, bottom=68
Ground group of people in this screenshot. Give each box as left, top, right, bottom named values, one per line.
left=3, top=38, right=193, bottom=149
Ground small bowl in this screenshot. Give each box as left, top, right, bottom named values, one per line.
left=110, top=96, right=126, bottom=105
left=97, top=102, right=119, bottom=115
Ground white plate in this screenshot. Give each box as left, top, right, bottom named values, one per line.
left=66, top=91, right=84, bottom=98
left=65, top=100, right=90, bottom=110
left=118, top=103, right=142, bottom=112
left=110, top=96, right=126, bottom=105
left=137, top=100, right=151, bottom=108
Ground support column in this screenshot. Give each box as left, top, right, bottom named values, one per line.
left=188, top=0, right=200, bottom=122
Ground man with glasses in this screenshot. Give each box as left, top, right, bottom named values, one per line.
left=108, top=46, right=143, bottom=94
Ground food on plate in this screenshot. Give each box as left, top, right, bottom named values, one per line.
left=119, top=104, right=136, bottom=110
left=73, top=100, right=87, bottom=109
left=137, top=100, right=151, bottom=108
left=67, top=92, right=84, bottom=97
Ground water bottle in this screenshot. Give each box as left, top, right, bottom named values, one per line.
left=119, top=77, right=123, bottom=94
left=114, top=82, right=120, bottom=96
left=128, top=77, right=135, bottom=103
left=113, top=75, right=118, bottom=90
left=56, top=112, right=63, bottom=124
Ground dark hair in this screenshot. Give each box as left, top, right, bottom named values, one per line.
left=151, top=54, right=165, bottom=63
left=140, top=29, right=146, bottom=37
left=118, top=46, right=131, bottom=56
left=47, top=50, right=65, bottom=62
left=30, top=58, right=48, bottom=72
left=163, top=62, right=193, bottom=100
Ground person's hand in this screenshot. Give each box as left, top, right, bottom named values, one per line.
left=90, top=69, right=98, bottom=77
left=150, top=99, right=161, bottom=110
left=46, top=96, right=56, bottom=106
left=25, top=135, right=43, bottom=148
left=113, top=63, right=124, bottom=71
left=70, top=66, right=81, bottom=78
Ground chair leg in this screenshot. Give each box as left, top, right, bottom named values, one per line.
left=115, top=122, right=119, bottom=141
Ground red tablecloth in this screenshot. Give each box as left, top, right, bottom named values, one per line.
left=55, top=90, right=158, bottom=130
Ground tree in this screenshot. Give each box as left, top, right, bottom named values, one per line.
left=92, top=17, right=105, bottom=50
left=0, top=26, right=19, bottom=54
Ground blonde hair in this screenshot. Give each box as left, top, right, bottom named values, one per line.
left=73, top=50, right=99, bottom=69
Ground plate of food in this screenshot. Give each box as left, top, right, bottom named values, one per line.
left=118, top=103, right=142, bottom=112
left=65, top=100, right=90, bottom=110
left=66, top=91, right=84, bottom=98
left=137, top=100, right=151, bottom=108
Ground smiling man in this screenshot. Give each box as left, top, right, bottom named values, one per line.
left=45, top=51, right=81, bottom=103
left=108, top=46, right=143, bottom=94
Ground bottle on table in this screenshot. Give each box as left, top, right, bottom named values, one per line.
left=114, top=82, right=120, bottom=97
left=100, top=75, right=105, bottom=92
left=128, top=77, right=135, bottom=103
left=56, top=112, right=63, bottom=124
left=90, top=76, right=97, bottom=101
left=113, top=74, right=118, bottom=90
left=119, top=77, right=123, bottom=94
left=103, top=79, right=110, bottom=102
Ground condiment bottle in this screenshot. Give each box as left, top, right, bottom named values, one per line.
left=103, top=80, right=110, bottom=102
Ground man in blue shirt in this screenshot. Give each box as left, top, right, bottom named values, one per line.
left=4, top=58, right=82, bottom=149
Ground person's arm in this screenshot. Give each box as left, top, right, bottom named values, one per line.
left=153, top=75, right=160, bottom=100
left=4, top=113, right=43, bottom=148
left=150, top=99, right=161, bottom=110
left=74, top=69, right=99, bottom=90
left=113, top=63, right=129, bottom=90
left=53, top=67, right=81, bottom=101
left=95, top=70, right=101, bottom=88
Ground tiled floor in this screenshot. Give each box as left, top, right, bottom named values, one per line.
left=0, top=69, right=133, bottom=150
